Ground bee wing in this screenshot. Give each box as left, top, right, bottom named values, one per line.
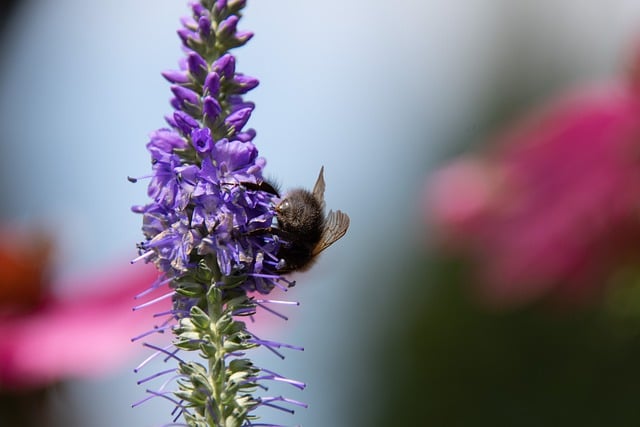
left=312, top=209, right=350, bottom=256
left=312, top=166, right=326, bottom=211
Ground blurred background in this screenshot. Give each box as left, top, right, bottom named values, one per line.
left=3, top=0, right=640, bottom=426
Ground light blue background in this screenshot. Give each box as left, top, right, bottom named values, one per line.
left=2, top=1, right=640, bottom=426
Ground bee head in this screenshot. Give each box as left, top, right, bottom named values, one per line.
left=275, top=189, right=323, bottom=236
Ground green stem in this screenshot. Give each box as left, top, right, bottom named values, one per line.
left=207, top=286, right=224, bottom=426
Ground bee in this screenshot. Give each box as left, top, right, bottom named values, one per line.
left=249, top=167, right=350, bottom=273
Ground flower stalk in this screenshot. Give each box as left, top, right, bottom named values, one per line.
left=131, top=1, right=306, bottom=425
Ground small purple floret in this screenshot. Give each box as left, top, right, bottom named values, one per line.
left=213, top=54, right=236, bottom=80
left=225, top=106, right=253, bottom=132
left=191, top=127, right=213, bottom=154
left=204, top=72, right=221, bottom=96
left=162, top=70, right=190, bottom=84
left=187, top=52, right=208, bottom=81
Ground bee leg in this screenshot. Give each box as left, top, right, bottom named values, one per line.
left=245, top=226, right=296, bottom=242
left=224, top=180, right=281, bottom=197
left=243, top=227, right=296, bottom=272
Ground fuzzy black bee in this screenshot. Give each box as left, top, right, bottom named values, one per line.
left=248, top=167, right=350, bottom=273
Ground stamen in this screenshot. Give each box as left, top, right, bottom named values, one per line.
left=260, top=395, right=308, bottom=409
left=142, top=342, right=185, bottom=365
left=127, top=173, right=155, bottom=183
left=137, top=368, right=176, bottom=385
left=255, top=243, right=279, bottom=262
left=255, top=302, right=288, bottom=321
left=153, top=310, right=175, bottom=318
left=260, top=402, right=295, bottom=414
left=134, top=343, right=175, bottom=373
left=256, top=341, right=284, bottom=359
left=131, top=324, right=172, bottom=342
left=270, top=280, right=289, bottom=292
left=249, top=273, right=282, bottom=280
left=249, top=338, right=304, bottom=352
left=224, top=351, right=246, bottom=359
left=159, top=373, right=182, bottom=392
left=171, top=409, right=186, bottom=423
left=133, top=290, right=175, bottom=311
left=131, top=394, right=154, bottom=408
left=131, top=250, right=155, bottom=264
left=258, top=367, right=306, bottom=390
left=144, top=389, right=185, bottom=408
left=233, top=306, right=257, bottom=316
left=135, top=276, right=173, bottom=299
left=255, top=299, right=300, bottom=306
left=162, top=347, right=182, bottom=364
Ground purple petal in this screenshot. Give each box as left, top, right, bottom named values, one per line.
left=173, top=111, right=199, bottom=135
left=203, top=96, right=222, bottom=122
left=198, top=15, right=212, bottom=38
left=234, top=31, right=253, bottom=46
left=204, top=72, right=221, bottom=96
left=177, top=28, right=195, bottom=45
left=228, top=0, right=247, bottom=11
left=235, top=129, right=256, bottom=142
left=178, top=57, right=187, bottom=71
left=171, top=85, right=200, bottom=106
left=164, top=114, right=177, bottom=128
left=218, top=16, right=239, bottom=39
left=228, top=95, right=255, bottom=113
left=225, top=107, right=253, bottom=132
left=213, top=138, right=258, bottom=173
left=213, top=54, right=235, bottom=80
left=191, top=127, right=213, bottom=154
left=214, top=0, right=228, bottom=14
left=192, top=3, right=207, bottom=16
left=180, top=16, right=197, bottom=30
left=170, top=97, right=181, bottom=111
left=161, top=69, right=190, bottom=84
left=231, top=73, right=259, bottom=94
left=187, top=52, right=208, bottom=81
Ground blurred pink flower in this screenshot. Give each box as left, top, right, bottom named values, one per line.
left=0, top=226, right=167, bottom=390
left=425, top=62, right=640, bottom=307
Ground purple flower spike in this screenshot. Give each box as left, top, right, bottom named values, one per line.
left=133, top=2, right=307, bottom=426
